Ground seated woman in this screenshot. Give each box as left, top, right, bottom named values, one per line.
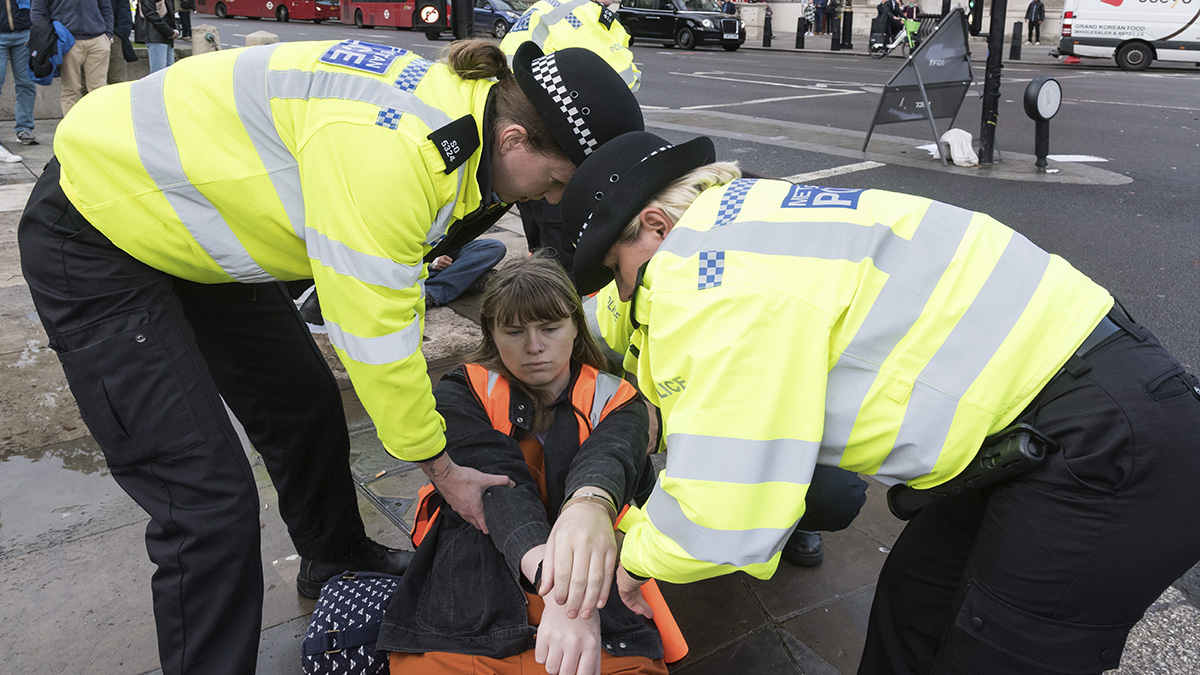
left=378, top=253, right=668, bottom=675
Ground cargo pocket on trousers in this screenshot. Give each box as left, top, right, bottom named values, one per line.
left=54, top=308, right=207, bottom=467
left=952, top=581, right=1135, bottom=674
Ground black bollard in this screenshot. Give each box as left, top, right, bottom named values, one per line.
left=841, top=8, right=854, bottom=49
left=796, top=17, right=805, bottom=49
left=1010, top=21, right=1023, bottom=60
left=764, top=14, right=772, bottom=47
left=830, top=16, right=841, bottom=50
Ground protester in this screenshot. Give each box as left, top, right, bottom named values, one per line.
left=556, top=130, right=1200, bottom=675
left=378, top=253, right=666, bottom=675
left=18, top=39, right=642, bottom=674
left=31, top=0, right=112, bottom=115
left=425, top=238, right=508, bottom=308
left=0, top=0, right=37, bottom=146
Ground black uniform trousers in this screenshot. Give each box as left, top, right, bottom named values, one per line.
left=859, top=309, right=1200, bottom=674
left=18, top=160, right=368, bottom=675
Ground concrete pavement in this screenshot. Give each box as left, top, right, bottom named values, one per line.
left=1, top=100, right=1197, bottom=675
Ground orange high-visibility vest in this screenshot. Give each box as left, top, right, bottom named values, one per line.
left=412, top=363, right=688, bottom=663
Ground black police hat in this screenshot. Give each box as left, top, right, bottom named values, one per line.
left=563, top=131, right=716, bottom=295
left=512, top=43, right=644, bottom=166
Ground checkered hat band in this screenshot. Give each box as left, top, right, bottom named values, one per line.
left=531, top=54, right=597, bottom=157
left=575, top=144, right=674, bottom=247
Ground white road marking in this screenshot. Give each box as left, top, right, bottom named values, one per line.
left=684, top=90, right=861, bottom=110
left=671, top=71, right=865, bottom=109
left=1047, top=155, right=1108, bottom=162
left=784, top=161, right=886, bottom=182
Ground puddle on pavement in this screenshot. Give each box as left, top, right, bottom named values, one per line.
left=0, top=436, right=144, bottom=557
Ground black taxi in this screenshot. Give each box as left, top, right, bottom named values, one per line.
left=616, top=0, right=746, bottom=51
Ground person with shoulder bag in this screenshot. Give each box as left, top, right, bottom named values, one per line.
left=134, top=0, right=176, bottom=72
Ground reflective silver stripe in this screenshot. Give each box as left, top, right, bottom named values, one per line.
left=232, top=44, right=305, bottom=239
left=643, top=485, right=791, bottom=569
left=487, top=370, right=500, bottom=397
left=582, top=295, right=624, bottom=370
left=262, top=67, right=466, bottom=248
left=305, top=228, right=423, bottom=290
left=820, top=202, right=972, bottom=466
left=876, top=232, right=1051, bottom=479
left=665, top=434, right=819, bottom=486
left=130, top=71, right=277, bottom=283
left=619, top=65, right=641, bottom=93
left=530, top=0, right=592, bottom=45
left=324, top=317, right=422, bottom=366
left=590, top=370, right=624, bottom=428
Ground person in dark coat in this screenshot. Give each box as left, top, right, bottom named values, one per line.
left=1025, top=0, right=1045, bottom=44
left=133, top=0, right=177, bottom=72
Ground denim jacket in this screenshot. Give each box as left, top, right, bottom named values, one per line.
left=377, top=363, right=662, bottom=660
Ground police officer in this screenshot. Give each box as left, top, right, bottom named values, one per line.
left=555, top=131, right=1200, bottom=675
left=501, top=0, right=641, bottom=272
left=18, top=39, right=642, bottom=674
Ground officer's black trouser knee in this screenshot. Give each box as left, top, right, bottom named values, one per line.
left=18, top=159, right=367, bottom=675
left=858, top=312, right=1200, bottom=675
left=797, top=464, right=868, bottom=532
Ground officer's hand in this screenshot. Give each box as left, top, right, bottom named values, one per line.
left=541, top=495, right=616, bottom=620
left=420, top=456, right=514, bottom=535
left=615, top=564, right=653, bottom=619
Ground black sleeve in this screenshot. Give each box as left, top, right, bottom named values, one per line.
left=562, top=394, right=649, bottom=510
left=435, top=369, right=552, bottom=581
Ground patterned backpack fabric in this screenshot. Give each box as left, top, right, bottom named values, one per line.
left=302, top=571, right=402, bottom=675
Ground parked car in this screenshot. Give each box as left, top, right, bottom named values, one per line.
left=616, top=0, right=745, bottom=51
left=474, top=0, right=531, bottom=38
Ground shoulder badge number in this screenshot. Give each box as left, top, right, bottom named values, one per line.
left=599, top=7, right=616, bottom=29
left=427, top=115, right=480, bottom=175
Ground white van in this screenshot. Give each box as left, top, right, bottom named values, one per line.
left=1055, top=0, right=1200, bottom=70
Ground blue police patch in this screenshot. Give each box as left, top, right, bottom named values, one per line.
left=319, top=41, right=408, bottom=75
left=782, top=184, right=864, bottom=209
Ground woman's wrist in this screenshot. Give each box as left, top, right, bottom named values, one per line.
left=560, top=488, right=618, bottom=524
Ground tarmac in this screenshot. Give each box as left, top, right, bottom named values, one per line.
left=1, top=42, right=1197, bottom=675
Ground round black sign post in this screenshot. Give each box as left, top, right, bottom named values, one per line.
left=1024, top=77, right=1062, bottom=171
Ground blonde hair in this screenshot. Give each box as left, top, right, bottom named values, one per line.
left=615, top=161, right=743, bottom=244
left=467, top=252, right=609, bottom=433
left=442, top=40, right=564, bottom=160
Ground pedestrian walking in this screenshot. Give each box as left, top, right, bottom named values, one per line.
left=31, top=0, right=112, bottom=115
left=18, top=39, right=642, bottom=675
left=554, top=130, right=1200, bottom=675
left=1, top=0, right=37, bottom=146
left=1026, top=0, right=1044, bottom=44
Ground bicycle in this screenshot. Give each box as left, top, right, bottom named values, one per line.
left=869, top=18, right=922, bottom=59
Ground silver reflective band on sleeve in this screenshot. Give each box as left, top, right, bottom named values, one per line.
left=665, top=434, right=819, bottom=486
left=582, top=295, right=624, bottom=370
left=261, top=66, right=466, bottom=249
left=130, top=71, right=278, bottom=283
left=590, top=371, right=624, bottom=428
left=305, top=228, right=423, bottom=290
left=324, top=317, right=422, bottom=366
left=643, top=485, right=791, bottom=569
left=233, top=44, right=306, bottom=239
left=531, top=0, right=592, bottom=45
left=620, top=65, right=641, bottom=93
left=486, top=370, right=500, bottom=397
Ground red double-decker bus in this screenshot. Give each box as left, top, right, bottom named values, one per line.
left=340, top=0, right=451, bottom=37
left=195, top=0, right=342, bottom=23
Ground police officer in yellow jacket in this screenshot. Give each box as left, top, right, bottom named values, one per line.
left=502, top=0, right=643, bottom=272
left=17, top=38, right=642, bottom=674
left=557, top=131, right=1200, bottom=675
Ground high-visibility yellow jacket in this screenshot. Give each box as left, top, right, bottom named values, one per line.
left=53, top=39, right=500, bottom=463
left=583, top=282, right=634, bottom=373
left=500, top=0, right=641, bottom=92
left=615, top=179, right=1113, bottom=584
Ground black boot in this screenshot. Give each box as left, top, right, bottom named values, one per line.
left=296, top=537, right=414, bottom=598
left=781, top=528, right=824, bottom=567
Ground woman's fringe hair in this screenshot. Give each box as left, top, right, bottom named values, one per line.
left=615, top=161, right=743, bottom=244
left=466, top=251, right=608, bottom=434
left=442, top=39, right=563, bottom=160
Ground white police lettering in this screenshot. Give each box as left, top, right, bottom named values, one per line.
left=441, top=139, right=460, bottom=164
left=320, top=41, right=406, bottom=75
left=655, top=377, right=687, bottom=398
left=782, top=184, right=864, bottom=209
